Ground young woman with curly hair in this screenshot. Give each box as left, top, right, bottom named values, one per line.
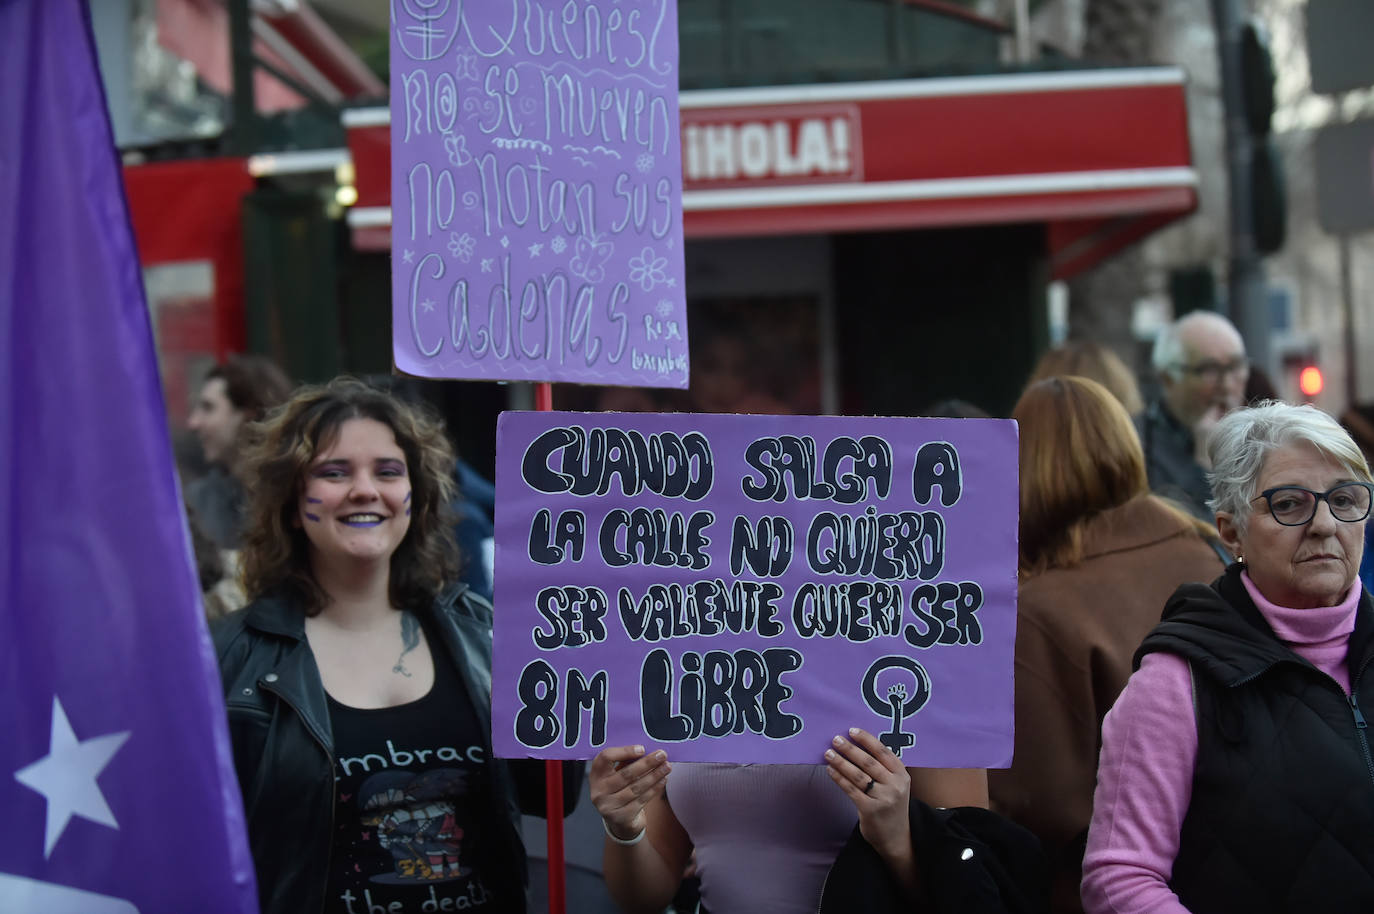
left=215, top=377, right=571, bottom=914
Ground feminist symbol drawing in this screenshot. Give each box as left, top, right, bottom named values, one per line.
left=861, top=657, right=931, bottom=757
left=393, top=0, right=462, bottom=62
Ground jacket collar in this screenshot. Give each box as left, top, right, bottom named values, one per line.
left=238, top=585, right=492, bottom=750
left=240, top=593, right=332, bottom=750
left=1080, top=495, right=1198, bottom=561
left=1141, top=562, right=1374, bottom=687
left=243, top=591, right=308, bottom=641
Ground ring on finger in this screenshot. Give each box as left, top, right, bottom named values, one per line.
left=863, top=777, right=876, bottom=795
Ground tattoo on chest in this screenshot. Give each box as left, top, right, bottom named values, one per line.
left=393, top=612, right=420, bottom=677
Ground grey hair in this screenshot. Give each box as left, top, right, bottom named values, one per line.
left=1151, top=311, right=1241, bottom=380
left=1207, top=400, right=1372, bottom=532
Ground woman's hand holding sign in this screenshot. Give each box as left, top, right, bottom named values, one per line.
left=590, top=744, right=672, bottom=841
left=826, top=727, right=990, bottom=903
left=826, top=727, right=918, bottom=897
left=590, top=745, right=692, bottom=914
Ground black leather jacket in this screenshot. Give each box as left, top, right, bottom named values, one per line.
left=213, top=585, right=575, bottom=914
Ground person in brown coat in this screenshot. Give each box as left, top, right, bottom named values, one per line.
left=989, top=376, right=1227, bottom=914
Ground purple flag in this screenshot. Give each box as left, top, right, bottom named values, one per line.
left=0, top=2, right=258, bottom=911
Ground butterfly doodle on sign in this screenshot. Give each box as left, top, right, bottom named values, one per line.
left=443, top=132, right=472, bottom=167
left=569, top=234, right=614, bottom=284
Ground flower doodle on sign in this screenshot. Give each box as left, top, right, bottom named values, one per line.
left=550, top=235, right=567, bottom=254
left=636, top=152, right=655, bottom=173
left=447, top=232, right=475, bottom=262
left=569, top=234, right=613, bottom=284
left=628, top=247, right=668, bottom=291
left=861, top=656, right=932, bottom=757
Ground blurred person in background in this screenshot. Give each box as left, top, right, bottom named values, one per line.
left=214, top=377, right=576, bottom=914
left=1340, top=404, right=1374, bottom=597
left=185, top=497, right=245, bottom=620
left=923, top=398, right=992, bottom=419
left=1025, top=341, right=1143, bottom=417
left=1083, top=401, right=1374, bottom=913
left=990, top=377, right=1225, bottom=914
left=1138, top=312, right=1249, bottom=520
left=1244, top=364, right=1280, bottom=405
left=186, top=353, right=293, bottom=549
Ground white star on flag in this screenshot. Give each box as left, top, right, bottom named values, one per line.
left=14, top=697, right=131, bottom=857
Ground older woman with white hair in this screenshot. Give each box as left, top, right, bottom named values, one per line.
left=1082, top=401, right=1374, bottom=914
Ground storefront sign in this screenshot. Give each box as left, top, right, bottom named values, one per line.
left=389, top=1, right=688, bottom=386
left=681, top=104, right=862, bottom=187
left=491, top=411, right=1018, bottom=766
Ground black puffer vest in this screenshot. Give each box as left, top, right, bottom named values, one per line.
left=1136, top=564, right=1374, bottom=913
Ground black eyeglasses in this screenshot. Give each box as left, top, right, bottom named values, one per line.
left=1178, top=358, right=1250, bottom=383
left=1252, top=482, right=1374, bottom=526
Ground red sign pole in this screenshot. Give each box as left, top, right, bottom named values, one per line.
left=534, top=381, right=566, bottom=914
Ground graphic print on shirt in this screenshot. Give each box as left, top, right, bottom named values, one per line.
left=359, top=768, right=472, bottom=884
left=328, top=736, right=499, bottom=911
left=324, top=624, right=504, bottom=913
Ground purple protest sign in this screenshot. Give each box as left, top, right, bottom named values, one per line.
left=390, top=1, right=689, bottom=387
left=0, top=1, right=256, bottom=911
left=492, top=412, right=1018, bottom=766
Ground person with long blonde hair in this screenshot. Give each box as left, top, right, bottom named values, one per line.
left=990, top=376, right=1225, bottom=913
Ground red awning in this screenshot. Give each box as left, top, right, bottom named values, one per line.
left=342, top=67, right=1197, bottom=280
left=156, top=0, right=383, bottom=112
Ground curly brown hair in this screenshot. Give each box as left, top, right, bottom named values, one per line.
left=239, top=377, right=459, bottom=614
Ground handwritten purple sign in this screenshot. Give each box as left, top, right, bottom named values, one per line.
left=390, top=1, right=688, bottom=386
left=492, top=412, right=1018, bottom=766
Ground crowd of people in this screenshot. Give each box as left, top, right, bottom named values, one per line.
left=184, top=307, right=1374, bottom=913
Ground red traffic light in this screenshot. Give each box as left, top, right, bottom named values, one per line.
left=1299, top=365, right=1324, bottom=398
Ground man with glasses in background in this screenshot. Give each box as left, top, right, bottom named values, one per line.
left=1139, top=311, right=1251, bottom=521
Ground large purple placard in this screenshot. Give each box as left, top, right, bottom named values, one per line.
left=492, top=412, right=1018, bottom=766
left=390, top=1, right=688, bottom=386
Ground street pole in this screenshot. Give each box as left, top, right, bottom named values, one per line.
left=227, top=0, right=257, bottom=156
left=1013, top=0, right=1032, bottom=63
left=1210, top=0, right=1272, bottom=374
left=1341, top=235, right=1357, bottom=404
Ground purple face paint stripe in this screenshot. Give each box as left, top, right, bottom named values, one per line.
left=304, top=513, right=321, bottom=522
left=306, top=497, right=323, bottom=504
left=404, top=491, right=412, bottom=503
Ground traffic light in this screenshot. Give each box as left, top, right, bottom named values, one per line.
left=1282, top=348, right=1323, bottom=402
left=1299, top=365, right=1324, bottom=399
left=1240, top=20, right=1287, bottom=255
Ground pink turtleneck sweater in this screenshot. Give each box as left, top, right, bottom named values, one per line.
left=1080, top=574, right=1363, bottom=914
